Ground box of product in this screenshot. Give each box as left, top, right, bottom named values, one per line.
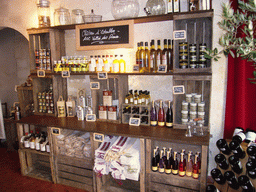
left=103, top=90, right=112, bottom=106
left=108, top=106, right=117, bottom=120
left=99, top=105, right=107, bottom=120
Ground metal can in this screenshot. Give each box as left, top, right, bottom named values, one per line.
left=42, top=49, right=47, bottom=57
left=46, top=49, right=51, bottom=57
left=39, top=105, right=43, bottom=113
left=99, top=105, right=107, bottom=120
left=179, top=42, right=188, bottom=52
left=189, top=44, right=197, bottom=53
left=108, top=106, right=117, bottom=120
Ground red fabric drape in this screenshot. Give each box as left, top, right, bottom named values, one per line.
left=223, top=0, right=256, bottom=139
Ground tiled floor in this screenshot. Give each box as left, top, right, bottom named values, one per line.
left=0, top=146, right=88, bottom=192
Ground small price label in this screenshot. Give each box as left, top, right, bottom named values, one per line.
left=173, top=85, right=185, bottom=94
left=129, top=117, right=141, bottom=126
left=157, top=65, right=167, bottom=73
left=98, top=72, right=108, bottom=79
left=52, top=128, right=60, bottom=135
left=93, top=133, right=104, bottom=142
left=133, top=65, right=139, bottom=72
left=86, top=114, right=96, bottom=121
left=37, top=70, right=45, bottom=77
left=173, top=30, right=186, bottom=40
left=90, top=82, right=100, bottom=89
left=62, top=70, right=70, bottom=78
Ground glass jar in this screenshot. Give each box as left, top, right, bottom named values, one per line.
left=144, top=0, right=166, bottom=16
left=72, top=9, right=84, bottom=24
left=37, top=0, right=51, bottom=27
left=54, top=7, right=71, bottom=26
left=111, top=0, right=139, bottom=19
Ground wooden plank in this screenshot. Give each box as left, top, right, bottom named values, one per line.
left=18, top=149, right=27, bottom=176
left=17, top=123, right=24, bottom=149
left=200, top=145, right=208, bottom=192
left=90, top=132, right=97, bottom=192
left=173, top=10, right=213, bottom=21
left=47, top=127, right=57, bottom=183
left=58, top=178, right=93, bottom=192
left=58, top=171, right=93, bottom=185
left=145, top=139, right=152, bottom=192
left=27, top=28, right=50, bottom=34
left=140, top=138, right=145, bottom=192
left=57, top=164, right=93, bottom=177
left=150, top=181, right=198, bottom=192
left=57, top=155, right=93, bottom=169
left=173, top=75, right=211, bottom=81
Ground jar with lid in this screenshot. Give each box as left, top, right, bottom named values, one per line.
left=72, top=9, right=84, bottom=24
left=54, top=7, right=71, bottom=26
left=37, top=0, right=51, bottom=27
left=144, top=0, right=166, bottom=16
left=111, top=0, right=139, bottom=19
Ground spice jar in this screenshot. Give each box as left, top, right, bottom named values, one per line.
left=190, top=111, right=197, bottom=120
left=198, top=112, right=205, bottom=120
left=182, top=101, right=189, bottom=111
left=181, top=110, right=188, bottom=119
left=198, top=102, right=205, bottom=112
left=186, top=94, right=192, bottom=103
left=190, top=102, right=197, bottom=112
left=37, top=0, right=51, bottom=27
left=194, top=94, right=202, bottom=103
left=72, top=9, right=84, bottom=24
left=182, top=118, right=189, bottom=125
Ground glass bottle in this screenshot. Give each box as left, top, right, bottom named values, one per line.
left=211, top=168, right=226, bottom=185
left=215, top=153, right=229, bottom=170
left=245, top=129, right=256, bottom=143
left=228, top=155, right=243, bottom=174
left=173, top=0, right=180, bottom=12
left=104, top=55, right=110, bottom=72
left=229, top=140, right=246, bottom=159
left=163, top=147, right=167, bottom=164
left=158, top=150, right=165, bottom=173
left=238, top=175, right=255, bottom=192
left=129, top=90, right=134, bottom=104
left=158, top=100, right=165, bottom=126
left=216, top=139, right=232, bottom=155
left=119, top=55, right=126, bottom=73
left=144, top=42, right=150, bottom=72
left=224, top=171, right=240, bottom=190
left=186, top=152, right=193, bottom=177
left=29, top=130, right=36, bottom=149
left=247, top=143, right=256, bottom=157
left=165, top=151, right=172, bottom=174
left=156, top=40, right=162, bottom=68
left=150, top=100, right=157, bottom=126
left=136, top=42, right=140, bottom=66
left=37, top=0, right=51, bottom=28
left=206, top=185, right=219, bottom=192
left=35, top=131, right=41, bottom=151
left=97, top=55, right=103, bottom=72
left=155, top=146, right=160, bottom=165
left=166, top=100, right=173, bottom=128
left=232, top=131, right=246, bottom=144
left=24, top=132, right=31, bottom=148
left=152, top=149, right=158, bottom=172
left=197, top=152, right=201, bottom=173
left=138, top=90, right=142, bottom=105
left=150, top=40, right=157, bottom=72
left=179, top=152, right=186, bottom=177
left=167, top=39, right=173, bottom=72
left=162, top=39, right=168, bottom=67
left=113, top=55, right=120, bottom=73
left=139, top=42, right=145, bottom=73
left=192, top=154, right=199, bottom=179
left=40, top=132, right=46, bottom=152
left=172, top=151, right=179, bottom=175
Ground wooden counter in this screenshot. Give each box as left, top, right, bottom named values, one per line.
left=18, top=115, right=209, bottom=146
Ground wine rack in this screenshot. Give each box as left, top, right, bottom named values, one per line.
left=121, top=103, right=151, bottom=126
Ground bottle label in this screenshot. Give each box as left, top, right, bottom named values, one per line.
left=130, top=98, right=134, bottom=103
left=40, top=144, right=46, bottom=152
left=165, top=169, right=171, bottom=174
left=24, top=141, right=30, bottom=148
left=151, top=121, right=157, bottom=126
left=142, top=98, right=145, bottom=103
left=125, top=98, right=129, bottom=104
left=134, top=100, right=138, bottom=105
left=172, top=169, right=178, bottom=174
left=150, top=57, right=154, bottom=68
left=162, top=54, right=167, bottom=65
left=158, top=122, right=165, bottom=126
left=158, top=168, right=165, bottom=173
left=168, top=0, right=173, bottom=13
left=236, top=132, right=246, bottom=141
left=246, top=131, right=256, bottom=142
left=36, top=143, right=40, bottom=150
left=152, top=166, right=158, bottom=171
left=46, top=145, right=50, bottom=153
left=138, top=99, right=142, bottom=104
left=186, top=171, right=192, bottom=176
left=113, top=63, right=119, bottom=73
left=97, top=64, right=103, bottom=72
left=192, top=173, right=199, bottom=179
left=120, top=62, right=125, bottom=72
left=179, top=171, right=186, bottom=176
left=30, top=142, right=35, bottom=149
left=166, top=122, right=173, bottom=127
left=146, top=99, right=149, bottom=105
left=174, top=0, right=179, bottom=12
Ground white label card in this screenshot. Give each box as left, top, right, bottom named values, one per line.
left=129, top=117, right=141, bottom=126
left=98, top=72, right=108, bottom=79
left=52, top=128, right=61, bottom=135
left=62, top=70, right=70, bottom=78
left=173, top=85, right=185, bottom=94
left=173, top=30, right=186, bottom=40
left=86, top=114, right=96, bottom=121
left=157, top=65, right=167, bottom=73
left=94, top=133, right=104, bottom=142
left=90, top=82, right=100, bottom=89
left=37, top=70, right=45, bottom=77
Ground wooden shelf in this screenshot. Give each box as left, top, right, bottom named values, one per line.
left=26, top=169, right=52, bottom=182
left=17, top=86, right=33, bottom=91
left=27, top=10, right=214, bottom=32
left=18, top=115, right=209, bottom=146
left=20, top=148, right=50, bottom=156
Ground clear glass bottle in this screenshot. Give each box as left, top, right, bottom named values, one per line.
left=111, top=0, right=139, bottom=19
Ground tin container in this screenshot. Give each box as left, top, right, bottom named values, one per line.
left=182, top=101, right=189, bottom=111
left=190, top=102, right=197, bottom=112
left=103, top=90, right=113, bottom=106
left=99, top=105, right=107, bottom=120
left=108, top=106, right=117, bottom=120
left=198, top=102, right=205, bottom=112
left=181, top=110, right=188, bottom=119
left=186, top=94, right=192, bottom=103
left=190, top=111, right=197, bottom=120
left=194, top=94, right=202, bottom=103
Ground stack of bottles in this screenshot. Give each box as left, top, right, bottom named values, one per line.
left=151, top=147, right=201, bottom=179
left=211, top=127, right=256, bottom=192
left=21, top=130, right=50, bottom=153
left=136, top=39, right=173, bottom=73
left=181, top=93, right=205, bottom=125
left=35, top=48, right=51, bottom=70
left=124, top=89, right=151, bottom=106
left=37, top=84, right=54, bottom=114
left=150, top=100, right=173, bottom=128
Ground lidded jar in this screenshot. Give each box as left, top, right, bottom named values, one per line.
left=111, top=0, right=140, bottom=20
left=72, top=9, right=84, bottom=24
left=144, top=0, right=166, bottom=16
left=54, top=7, right=71, bottom=26
left=37, top=0, right=51, bottom=27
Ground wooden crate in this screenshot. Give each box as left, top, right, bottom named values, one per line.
left=145, top=139, right=208, bottom=192
left=17, top=86, right=33, bottom=117
left=173, top=16, right=213, bottom=73
left=173, top=75, right=211, bottom=130
left=90, top=75, right=129, bottom=124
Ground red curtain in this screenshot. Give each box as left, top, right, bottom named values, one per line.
left=223, top=0, right=256, bottom=139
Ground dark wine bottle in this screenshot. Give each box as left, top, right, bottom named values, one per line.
left=224, top=171, right=240, bottom=190
left=211, top=168, right=226, bottom=185
left=216, top=139, right=231, bottom=155
left=152, top=149, right=158, bottom=172
left=140, top=108, right=148, bottom=115
left=215, top=153, right=229, bottom=170
left=132, top=106, right=139, bottom=114
left=232, top=131, right=246, bottom=144
left=158, top=100, right=165, bottom=126
left=246, top=160, right=256, bottom=179
left=179, top=152, right=186, bottom=177
left=238, top=175, right=255, bottom=192
left=245, top=129, right=256, bottom=143
left=165, top=151, right=172, bottom=174
left=163, top=147, right=167, bottom=164
left=158, top=150, right=165, bottom=173
left=150, top=100, right=157, bottom=126
left=206, top=185, right=220, bottom=192
left=192, top=154, right=199, bottom=179
left=123, top=105, right=131, bottom=114
left=155, top=146, right=160, bottom=164
left=248, top=168, right=256, bottom=179
left=172, top=151, right=179, bottom=175
left=166, top=100, right=173, bottom=128
left=247, top=143, right=256, bottom=157
left=228, top=155, right=243, bottom=174
left=229, top=140, right=246, bottom=159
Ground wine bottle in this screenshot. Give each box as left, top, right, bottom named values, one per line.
left=216, top=139, right=232, bottom=155
left=134, top=90, right=138, bottom=105
left=196, top=152, right=201, bottom=173
left=224, top=171, right=240, bottom=190
left=186, top=152, right=193, bottom=177
left=156, top=40, right=162, bottom=68
left=29, top=130, right=36, bottom=149
left=228, top=155, right=243, bottom=174
left=152, top=149, right=158, bottom=172
left=140, top=116, right=149, bottom=124
left=232, top=127, right=244, bottom=138
left=125, top=94, right=129, bottom=104
left=192, top=154, right=199, bottom=179
left=112, top=55, right=120, bottom=73
left=145, top=42, right=150, bottom=73
left=138, top=90, right=142, bottom=105
left=155, top=146, right=160, bottom=164
left=162, top=39, right=168, bottom=67
left=232, top=131, right=246, bottom=144
left=150, top=40, right=157, bottom=73
left=40, top=132, right=46, bottom=152
left=123, top=105, right=131, bottom=114
left=158, top=150, right=165, bottom=173
left=229, top=140, right=246, bottom=159
left=247, top=143, right=256, bottom=157
left=139, top=42, right=145, bottom=73
left=132, top=106, right=139, bottom=114
left=211, top=168, right=226, bottom=185
left=140, top=108, right=148, bottom=115
left=166, top=100, right=173, bottom=128
left=136, top=42, right=140, bottom=66
left=246, top=160, right=256, bottom=179
left=150, top=100, right=157, bottom=126
left=245, top=129, right=256, bottom=143
left=167, top=39, right=173, bottom=72
left=163, top=147, right=167, bottom=164
left=215, top=153, right=229, bottom=170
left=35, top=131, right=41, bottom=151
left=179, top=152, right=186, bottom=177
left=238, top=175, right=255, bottom=192
left=172, top=151, right=179, bottom=175
left=24, top=132, right=31, bottom=148
left=129, top=90, right=134, bottom=104
left=165, top=151, right=172, bottom=174
left=206, top=185, right=220, bottom=192
left=158, top=100, right=165, bottom=126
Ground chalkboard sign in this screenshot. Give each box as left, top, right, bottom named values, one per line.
left=129, top=117, right=140, bottom=126
left=158, top=65, right=167, bottom=73
left=52, top=128, right=60, bottom=135
left=98, top=72, right=108, bottom=79
left=37, top=70, right=45, bottom=77
left=86, top=114, right=96, bottom=121
left=173, top=30, right=186, bottom=40
left=94, top=133, right=104, bottom=142
left=173, top=85, right=185, bottom=94
left=76, top=20, right=134, bottom=51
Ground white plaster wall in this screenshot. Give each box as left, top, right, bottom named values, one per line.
left=0, top=0, right=228, bottom=175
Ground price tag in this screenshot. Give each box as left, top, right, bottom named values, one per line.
left=129, top=117, right=140, bottom=126
left=173, top=30, right=186, bottom=40
left=98, top=72, right=108, bottom=79
left=93, top=133, right=104, bottom=142
left=133, top=65, right=139, bottom=72
left=86, top=114, right=96, bottom=121
left=173, top=85, right=185, bottom=94
left=157, top=65, right=167, bottom=73
left=62, top=70, right=70, bottom=78
left=90, top=82, right=100, bottom=89
left=52, top=128, right=60, bottom=135
left=37, top=70, right=45, bottom=77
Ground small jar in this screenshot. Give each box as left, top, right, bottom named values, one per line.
left=72, top=9, right=84, bottom=24
left=181, top=110, right=189, bottom=119
left=198, top=112, right=205, bottom=120
left=190, top=102, right=197, bottom=112
left=186, top=94, right=192, bottom=103
left=189, top=44, right=197, bottom=53
left=182, top=118, right=189, bottom=125
left=191, top=93, right=197, bottom=102
left=190, top=111, right=197, bottom=120
left=182, top=101, right=189, bottom=111
left=54, top=7, right=71, bottom=26
left=194, top=94, right=202, bottom=103
left=198, top=102, right=205, bottom=112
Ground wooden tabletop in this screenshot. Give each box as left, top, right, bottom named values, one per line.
left=18, top=115, right=209, bottom=146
